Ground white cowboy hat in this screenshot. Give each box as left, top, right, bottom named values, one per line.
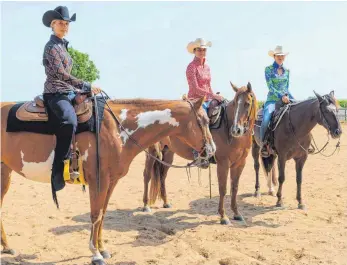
left=268, top=45, right=289, bottom=57
left=187, top=38, right=212, bottom=54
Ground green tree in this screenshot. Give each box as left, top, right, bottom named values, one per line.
left=68, top=47, right=100, bottom=83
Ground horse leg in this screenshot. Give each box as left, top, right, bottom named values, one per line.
left=267, top=167, right=275, bottom=196
left=160, top=148, right=174, bottom=208
left=252, top=139, right=261, bottom=198
left=88, top=178, right=109, bottom=265
left=295, top=155, right=308, bottom=210
left=230, top=163, right=246, bottom=221
left=97, top=178, right=119, bottom=260
left=276, top=157, right=286, bottom=208
left=1, top=162, right=15, bottom=255
left=143, top=150, right=156, bottom=212
left=217, top=161, right=230, bottom=225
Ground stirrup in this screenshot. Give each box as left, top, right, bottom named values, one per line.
left=70, top=171, right=80, bottom=180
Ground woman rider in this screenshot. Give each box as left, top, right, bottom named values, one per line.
left=186, top=38, right=224, bottom=114
left=261, top=45, right=294, bottom=148
left=42, top=6, right=101, bottom=193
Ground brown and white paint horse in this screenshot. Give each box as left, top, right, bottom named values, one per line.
left=143, top=83, right=258, bottom=224
left=1, top=97, right=215, bottom=265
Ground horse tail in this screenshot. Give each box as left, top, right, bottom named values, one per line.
left=260, top=154, right=276, bottom=179
left=149, top=145, right=163, bottom=205
left=51, top=180, right=60, bottom=209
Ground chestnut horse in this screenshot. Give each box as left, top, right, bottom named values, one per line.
left=1, top=97, right=216, bottom=265
left=143, top=82, right=257, bottom=224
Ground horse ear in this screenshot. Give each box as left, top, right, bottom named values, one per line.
left=329, top=90, right=335, bottom=98
left=193, top=96, right=205, bottom=111
left=230, top=81, right=238, bottom=92
left=313, top=90, right=323, bottom=101
left=247, top=82, right=252, bottom=93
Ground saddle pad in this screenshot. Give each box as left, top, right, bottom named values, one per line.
left=6, top=97, right=106, bottom=135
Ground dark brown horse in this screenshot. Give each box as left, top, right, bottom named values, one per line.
left=252, top=91, right=342, bottom=209
left=143, top=82, right=258, bottom=224
left=1, top=97, right=216, bottom=264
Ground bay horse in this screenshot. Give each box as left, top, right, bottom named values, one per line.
left=252, top=91, right=342, bottom=209
left=143, top=82, right=258, bottom=224
left=1, top=97, right=216, bottom=265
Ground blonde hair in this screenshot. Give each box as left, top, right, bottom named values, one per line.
left=50, top=19, right=58, bottom=32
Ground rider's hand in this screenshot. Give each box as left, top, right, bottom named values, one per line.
left=91, top=84, right=102, bottom=95
left=214, top=94, right=224, bottom=101
left=282, top=95, right=290, bottom=104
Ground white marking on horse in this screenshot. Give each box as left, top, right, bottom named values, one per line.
left=234, top=99, right=243, bottom=126
left=20, top=151, right=54, bottom=183
left=120, top=109, right=179, bottom=144
left=327, top=103, right=337, bottom=114
left=89, top=210, right=104, bottom=261
left=83, top=149, right=89, bottom=162
left=119, top=109, right=128, bottom=122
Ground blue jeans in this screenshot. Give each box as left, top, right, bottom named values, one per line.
left=260, top=101, right=276, bottom=142
left=202, top=100, right=211, bottom=113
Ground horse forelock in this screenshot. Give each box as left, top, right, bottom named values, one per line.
left=232, top=87, right=257, bottom=123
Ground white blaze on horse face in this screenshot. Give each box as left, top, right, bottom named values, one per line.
left=234, top=98, right=243, bottom=126
left=120, top=109, right=179, bottom=145
left=119, top=109, right=128, bottom=122
left=20, top=150, right=54, bottom=183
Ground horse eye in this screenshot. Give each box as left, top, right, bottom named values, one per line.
left=244, top=102, right=250, bottom=107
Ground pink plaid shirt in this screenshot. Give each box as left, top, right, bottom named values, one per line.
left=186, top=56, right=217, bottom=101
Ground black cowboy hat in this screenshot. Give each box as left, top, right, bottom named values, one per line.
left=42, top=6, right=76, bottom=27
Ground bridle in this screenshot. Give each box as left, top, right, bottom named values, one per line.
left=288, top=97, right=341, bottom=156
left=224, top=92, right=255, bottom=143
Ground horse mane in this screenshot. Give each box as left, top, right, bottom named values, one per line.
left=109, top=98, right=184, bottom=110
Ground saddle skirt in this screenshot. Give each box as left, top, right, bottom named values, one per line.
left=209, top=100, right=229, bottom=130
left=16, top=95, right=93, bottom=123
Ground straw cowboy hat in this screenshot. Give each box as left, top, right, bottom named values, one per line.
left=268, top=45, right=289, bottom=57
left=187, top=38, right=212, bottom=54
left=42, top=6, right=76, bottom=27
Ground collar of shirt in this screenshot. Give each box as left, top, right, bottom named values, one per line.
left=272, top=61, right=286, bottom=72
left=193, top=56, right=206, bottom=66
left=50, top=34, right=69, bottom=49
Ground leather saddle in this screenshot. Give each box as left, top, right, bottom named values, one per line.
left=256, top=101, right=290, bottom=156
left=256, top=101, right=290, bottom=129
left=209, top=100, right=229, bottom=130
left=16, top=95, right=93, bottom=123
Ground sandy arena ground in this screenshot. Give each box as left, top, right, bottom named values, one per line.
left=1, top=124, right=347, bottom=265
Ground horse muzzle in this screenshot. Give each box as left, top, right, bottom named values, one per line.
left=231, top=125, right=247, bottom=137
left=331, top=128, right=342, bottom=139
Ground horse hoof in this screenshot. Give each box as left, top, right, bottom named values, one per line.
left=254, top=191, right=261, bottom=198
left=220, top=218, right=231, bottom=225
left=276, top=202, right=285, bottom=208
left=163, top=203, right=172, bottom=208
left=268, top=191, right=275, bottom=196
left=100, top=250, right=111, bottom=259
left=234, top=215, right=244, bottom=222
left=1, top=248, right=16, bottom=255
left=298, top=204, right=306, bottom=210
left=92, top=259, right=107, bottom=265
left=143, top=206, right=151, bottom=212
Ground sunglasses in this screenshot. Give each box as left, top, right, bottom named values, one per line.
left=195, top=48, right=207, bottom=52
